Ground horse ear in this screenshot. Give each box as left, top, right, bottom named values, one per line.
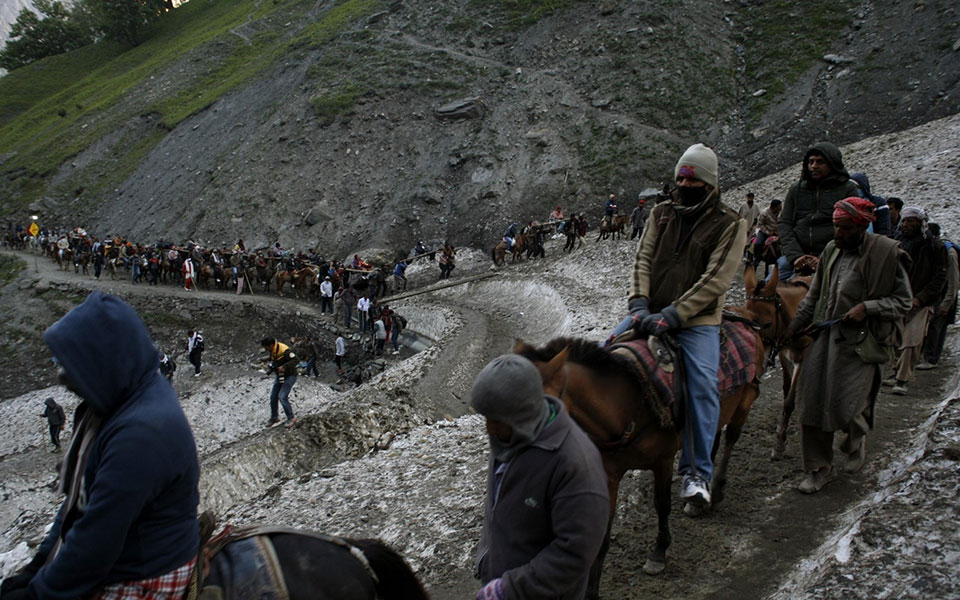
left=512, top=338, right=528, bottom=353
left=763, top=264, right=780, bottom=294
left=541, top=346, right=570, bottom=382
left=743, top=263, right=757, bottom=293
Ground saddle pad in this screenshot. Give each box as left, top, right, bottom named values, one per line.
left=208, top=535, right=289, bottom=600
left=611, top=321, right=758, bottom=403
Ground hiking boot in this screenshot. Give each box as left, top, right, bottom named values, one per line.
left=284, top=417, right=299, bottom=428
left=891, top=381, right=908, bottom=396
left=843, top=439, right=867, bottom=474
left=679, top=474, right=711, bottom=506
left=915, top=360, right=936, bottom=371
left=797, top=466, right=835, bottom=494
left=881, top=376, right=897, bottom=387
left=266, top=418, right=280, bottom=428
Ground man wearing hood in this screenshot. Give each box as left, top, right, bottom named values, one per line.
left=885, top=207, right=947, bottom=395
left=850, top=172, right=891, bottom=236
left=41, top=397, right=66, bottom=452
left=1, top=292, right=199, bottom=599
left=777, top=142, right=859, bottom=280
left=624, top=143, right=747, bottom=506
left=472, top=355, right=609, bottom=600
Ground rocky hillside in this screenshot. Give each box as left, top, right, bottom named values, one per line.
left=1, top=0, right=958, bottom=257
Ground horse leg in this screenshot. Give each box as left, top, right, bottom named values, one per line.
left=644, top=458, right=673, bottom=575
left=771, top=361, right=799, bottom=460
left=710, top=389, right=757, bottom=508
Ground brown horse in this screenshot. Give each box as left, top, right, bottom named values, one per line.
left=742, top=264, right=814, bottom=460
left=595, top=215, right=628, bottom=241
left=514, top=302, right=767, bottom=596
left=491, top=241, right=507, bottom=266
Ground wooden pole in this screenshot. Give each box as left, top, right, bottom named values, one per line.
left=377, top=272, right=498, bottom=303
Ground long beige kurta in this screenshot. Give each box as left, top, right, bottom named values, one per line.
left=793, top=243, right=912, bottom=432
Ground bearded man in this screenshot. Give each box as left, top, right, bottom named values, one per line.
left=784, top=198, right=912, bottom=493
left=886, top=206, right=947, bottom=394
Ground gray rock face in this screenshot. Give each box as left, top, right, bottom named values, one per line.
left=434, top=98, right=484, bottom=120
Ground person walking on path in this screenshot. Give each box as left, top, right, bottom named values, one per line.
left=630, top=198, right=647, bottom=240
left=341, top=285, right=358, bottom=329
left=919, top=236, right=959, bottom=370
left=41, top=397, right=66, bottom=452
left=373, top=316, right=387, bottom=356
left=884, top=206, right=947, bottom=395
left=335, top=331, right=346, bottom=376
left=159, top=351, right=176, bottom=382
left=783, top=198, right=912, bottom=492
left=261, top=337, right=299, bottom=428
left=186, top=330, right=204, bottom=377
left=471, top=354, right=609, bottom=600
left=391, top=314, right=406, bottom=355
left=357, top=293, right=371, bottom=333
left=320, top=276, right=334, bottom=314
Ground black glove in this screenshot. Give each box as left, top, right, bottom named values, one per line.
left=627, top=297, right=650, bottom=328
left=640, top=305, right=682, bottom=336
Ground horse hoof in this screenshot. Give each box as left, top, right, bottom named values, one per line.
left=643, top=558, right=666, bottom=576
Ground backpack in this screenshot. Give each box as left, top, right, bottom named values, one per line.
left=195, top=333, right=205, bottom=353
left=395, top=315, right=408, bottom=329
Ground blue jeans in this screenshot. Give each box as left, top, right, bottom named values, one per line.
left=270, top=375, right=297, bottom=420
left=391, top=328, right=401, bottom=352
left=305, top=357, right=318, bottom=377
left=675, top=326, right=720, bottom=481
left=775, top=255, right=794, bottom=281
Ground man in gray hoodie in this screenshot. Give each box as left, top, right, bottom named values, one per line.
left=472, top=355, right=609, bottom=600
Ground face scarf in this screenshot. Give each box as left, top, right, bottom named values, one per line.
left=674, top=186, right=715, bottom=216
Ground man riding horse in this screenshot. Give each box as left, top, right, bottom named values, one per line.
left=617, top=143, right=746, bottom=507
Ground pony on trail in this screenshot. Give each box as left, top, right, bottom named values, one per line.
left=514, top=279, right=769, bottom=597
left=596, top=215, right=628, bottom=241
left=742, top=264, right=814, bottom=460
left=746, top=234, right=782, bottom=278
left=199, top=522, right=429, bottom=600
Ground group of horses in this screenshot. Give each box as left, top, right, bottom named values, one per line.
left=491, top=228, right=546, bottom=266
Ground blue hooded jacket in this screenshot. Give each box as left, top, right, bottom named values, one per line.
left=31, top=292, right=199, bottom=599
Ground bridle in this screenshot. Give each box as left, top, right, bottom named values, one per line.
left=745, top=290, right=787, bottom=368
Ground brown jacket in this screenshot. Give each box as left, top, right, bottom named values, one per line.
left=630, top=192, right=747, bottom=327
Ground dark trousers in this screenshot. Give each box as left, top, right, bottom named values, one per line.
left=923, top=305, right=956, bottom=364
left=320, top=296, right=333, bottom=313
left=305, top=357, right=319, bottom=377
left=189, top=349, right=202, bottom=374
left=631, top=226, right=643, bottom=240
left=49, top=424, right=61, bottom=448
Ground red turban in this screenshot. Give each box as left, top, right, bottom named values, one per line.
left=833, top=197, right=876, bottom=226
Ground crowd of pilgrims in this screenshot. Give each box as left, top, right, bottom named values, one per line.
left=3, top=226, right=457, bottom=302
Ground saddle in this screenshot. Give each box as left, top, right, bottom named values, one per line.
left=609, top=316, right=761, bottom=431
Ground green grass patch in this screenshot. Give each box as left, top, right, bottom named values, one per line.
left=0, top=255, right=26, bottom=286
left=0, top=0, right=384, bottom=213
left=311, top=84, right=364, bottom=124
left=741, top=0, right=855, bottom=118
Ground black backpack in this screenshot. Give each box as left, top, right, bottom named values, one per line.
left=195, top=333, right=205, bottom=353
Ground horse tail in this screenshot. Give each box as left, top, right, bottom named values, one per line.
left=348, top=538, right=429, bottom=600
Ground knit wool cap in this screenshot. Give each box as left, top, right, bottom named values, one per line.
left=674, top=143, right=719, bottom=190
left=471, top=354, right=549, bottom=461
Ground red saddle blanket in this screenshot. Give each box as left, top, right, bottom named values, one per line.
left=611, top=320, right=759, bottom=407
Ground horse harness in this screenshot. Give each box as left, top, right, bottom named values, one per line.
left=745, top=290, right=789, bottom=369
